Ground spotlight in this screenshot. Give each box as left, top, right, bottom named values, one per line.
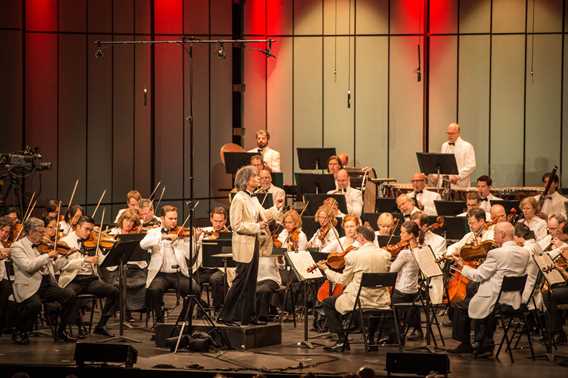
left=217, top=42, right=226, bottom=59
left=95, top=41, right=104, bottom=59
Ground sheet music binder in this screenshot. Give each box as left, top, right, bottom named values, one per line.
left=284, top=251, right=323, bottom=281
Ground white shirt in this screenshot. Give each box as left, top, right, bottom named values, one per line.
left=257, top=256, right=282, bottom=285
left=160, top=239, right=180, bottom=273
left=522, top=239, right=544, bottom=310
left=321, top=237, right=360, bottom=254
left=267, top=184, right=285, bottom=202
left=0, top=240, right=8, bottom=280
left=390, top=248, right=420, bottom=294
left=521, top=217, right=548, bottom=241
left=441, top=136, right=476, bottom=188
left=478, top=193, right=502, bottom=213
left=248, top=146, right=281, bottom=172
left=446, top=228, right=493, bottom=257
left=408, top=189, right=441, bottom=216
left=60, top=231, right=95, bottom=276
left=402, top=206, right=420, bottom=222
left=59, top=220, right=72, bottom=236
left=534, top=191, right=568, bottom=218
left=308, top=226, right=337, bottom=250
left=327, top=186, right=363, bottom=218
left=423, top=231, right=447, bottom=259
left=277, top=229, right=308, bottom=251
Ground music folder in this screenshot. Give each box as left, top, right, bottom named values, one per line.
left=223, top=151, right=257, bottom=174
left=297, top=148, right=337, bottom=170
left=416, top=152, right=459, bottom=176
left=295, top=173, right=336, bottom=195
left=285, top=251, right=323, bottom=281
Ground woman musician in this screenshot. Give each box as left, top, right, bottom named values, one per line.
left=321, top=215, right=360, bottom=253
left=59, top=205, right=83, bottom=237
left=307, top=205, right=337, bottom=250
left=277, top=209, right=308, bottom=252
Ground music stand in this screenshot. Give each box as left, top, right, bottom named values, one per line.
left=271, top=172, right=284, bottom=187
left=361, top=212, right=380, bottom=230
left=297, top=148, right=336, bottom=170
left=99, top=233, right=146, bottom=343
left=254, top=192, right=274, bottom=209
left=444, top=216, right=468, bottom=240
left=302, top=193, right=348, bottom=216
left=223, top=152, right=257, bottom=174
left=416, top=152, right=459, bottom=178
left=376, top=198, right=398, bottom=213
left=376, top=235, right=401, bottom=248
left=295, top=173, right=335, bottom=195
left=434, top=200, right=466, bottom=216
left=490, top=199, right=520, bottom=215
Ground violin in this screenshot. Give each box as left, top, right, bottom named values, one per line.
left=385, top=240, right=410, bottom=259
left=307, top=244, right=357, bottom=302
left=162, top=226, right=193, bottom=241
left=37, top=239, right=73, bottom=256
left=82, top=230, right=117, bottom=250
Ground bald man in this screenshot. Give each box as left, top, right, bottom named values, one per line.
left=327, top=169, right=363, bottom=217
left=407, top=173, right=441, bottom=216
left=450, top=222, right=530, bottom=356
left=440, top=123, right=476, bottom=188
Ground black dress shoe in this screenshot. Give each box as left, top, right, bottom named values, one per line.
left=474, top=345, right=494, bottom=359
left=93, top=326, right=113, bottom=337
left=248, top=319, right=267, bottom=326
left=448, top=342, right=473, bottom=354
left=56, top=330, right=78, bottom=343
left=324, top=342, right=350, bottom=353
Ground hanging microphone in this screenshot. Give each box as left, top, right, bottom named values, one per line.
left=95, top=41, right=104, bottom=59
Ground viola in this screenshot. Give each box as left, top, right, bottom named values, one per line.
left=385, top=240, right=410, bottom=259
left=37, top=239, right=73, bottom=256
left=307, top=244, right=358, bottom=302
left=83, top=230, right=117, bottom=250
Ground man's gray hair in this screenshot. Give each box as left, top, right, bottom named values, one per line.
left=549, top=213, right=567, bottom=224
left=234, top=165, right=257, bottom=191
left=357, top=226, right=375, bottom=242
left=24, top=217, right=45, bottom=233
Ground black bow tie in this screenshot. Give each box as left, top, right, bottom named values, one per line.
left=448, top=142, right=455, bottom=146
left=31, top=244, right=40, bottom=249
left=480, top=197, right=489, bottom=202
left=415, top=191, right=423, bottom=195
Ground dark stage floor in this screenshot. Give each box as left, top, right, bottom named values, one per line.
left=0, top=313, right=567, bottom=377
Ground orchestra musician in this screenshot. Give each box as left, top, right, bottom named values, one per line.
left=307, top=205, right=338, bottom=250
left=257, top=165, right=286, bottom=204
left=519, top=196, right=548, bottom=241
left=450, top=222, right=529, bottom=356
left=396, top=194, right=420, bottom=222
left=140, top=205, right=201, bottom=323
left=44, top=199, right=61, bottom=220
left=256, top=252, right=284, bottom=323
left=376, top=212, right=396, bottom=236
left=534, top=171, right=568, bottom=218
left=327, top=155, right=343, bottom=179
left=327, top=169, right=363, bottom=218
left=337, top=153, right=349, bottom=167
left=446, top=208, right=493, bottom=258
left=389, top=221, right=423, bottom=341
left=194, top=207, right=229, bottom=313
left=59, top=216, right=119, bottom=337
left=250, top=154, right=265, bottom=174
left=437, top=122, right=477, bottom=188
left=318, top=226, right=391, bottom=352
left=512, top=223, right=544, bottom=313
left=3, top=208, right=20, bottom=226
left=457, top=192, right=491, bottom=221
left=218, top=165, right=284, bottom=327
left=59, top=205, right=83, bottom=236
left=0, top=216, right=12, bottom=333
left=10, top=218, right=77, bottom=344
left=277, top=209, right=308, bottom=251
left=139, top=199, right=161, bottom=228
left=248, top=129, right=281, bottom=173
left=323, top=197, right=344, bottom=218
left=321, top=215, right=361, bottom=253
left=407, top=173, right=441, bottom=216
left=114, top=190, right=142, bottom=223
left=476, top=175, right=502, bottom=213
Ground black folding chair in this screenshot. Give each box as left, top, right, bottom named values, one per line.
left=494, top=275, right=528, bottom=363
left=342, top=272, right=403, bottom=352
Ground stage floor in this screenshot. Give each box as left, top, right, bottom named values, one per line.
left=0, top=314, right=567, bottom=377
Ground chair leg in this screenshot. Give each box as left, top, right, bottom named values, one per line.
left=431, top=305, right=446, bottom=347
left=502, top=318, right=515, bottom=363
left=88, top=298, right=96, bottom=334
left=360, top=309, right=368, bottom=352
left=523, top=313, right=536, bottom=360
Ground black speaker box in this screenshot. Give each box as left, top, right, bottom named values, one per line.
left=74, top=342, right=138, bottom=368
left=386, top=352, right=450, bottom=376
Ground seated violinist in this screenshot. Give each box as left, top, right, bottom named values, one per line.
left=256, top=252, right=284, bottom=323
left=0, top=216, right=12, bottom=333
left=44, top=199, right=61, bottom=220
left=321, top=215, right=361, bottom=253
left=389, top=221, right=422, bottom=341
left=277, top=209, right=308, bottom=251
left=59, top=205, right=83, bottom=236
left=194, top=207, right=229, bottom=313
left=140, top=205, right=200, bottom=323
left=307, top=205, right=338, bottom=250
left=323, top=196, right=344, bottom=218
left=327, top=170, right=363, bottom=218
left=139, top=199, right=161, bottom=228
left=114, top=190, right=142, bottom=224
left=450, top=222, right=529, bottom=356
left=10, top=218, right=76, bottom=344
left=318, top=226, right=391, bottom=352
left=375, top=212, right=397, bottom=246
left=250, top=154, right=265, bottom=175
left=3, top=207, right=20, bottom=226
left=520, top=196, right=548, bottom=241
left=58, top=216, right=119, bottom=337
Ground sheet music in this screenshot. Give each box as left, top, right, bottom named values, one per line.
left=285, top=251, right=323, bottom=281
left=533, top=254, right=566, bottom=287
left=412, top=245, right=443, bottom=279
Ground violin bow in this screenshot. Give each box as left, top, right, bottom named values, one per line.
left=385, top=217, right=401, bottom=247
left=52, top=201, right=63, bottom=254
left=66, top=179, right=79, bottom=211
left=91, top=189, right=107, bottom=218
left=94, top=207, right=105, bottom=255
left=155, top=187, right=166, bottom=213
left=148, top=181, right=162, bottom=201
left=22, top=192, right=36, bottom=222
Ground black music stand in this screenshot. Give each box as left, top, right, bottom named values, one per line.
left=271, top=172, right=284, bottom=187
left=302, top=193, right=348, bottom=216
left=99, top=234, right=146, bottom=343
left=434, top=200, right=466, bottom=216
left=361, top=213, right=380, bottom=230
left=297, top=148, right=336, bottom=170
left=376, top=234, right=401, bottom=248
left=255, top=192, right=274, bottom=209
left=223, top=152, right=257, bottom=174
left=295, top=173, right=335, bottom=195
left=416, top=152, right=459, bottom=179
left=444, top=216, right=468, bottom=240
left=376, top=198, right=398, bottom=213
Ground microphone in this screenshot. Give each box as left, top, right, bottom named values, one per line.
left=95, top=41, right=103, bottom=59
left=347, top=90, right=351, bottom=109
left=257, top=48, right=276, bottom=59
left=416, top=44, right=422, bottom=82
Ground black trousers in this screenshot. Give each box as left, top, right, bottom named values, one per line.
left=146, top=272, right=199, bottom=320
left=196, top=267, right=226, bottom=310
left=543, top=285, right=568, bottom=334
left=451, top=281, right=478, bottom=345
left=66, top=275, right=119, bottom=326
left=16, top=275, right=77, bottom=334
left=322, top=296, right=344, bottom=338
left=391, top=289, right=420, bottom=330
left=220, top=243, right=259, bottom=324
left=0, top=279, right=12, bottom=330
left=256, top=279, right=280, bottom=320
